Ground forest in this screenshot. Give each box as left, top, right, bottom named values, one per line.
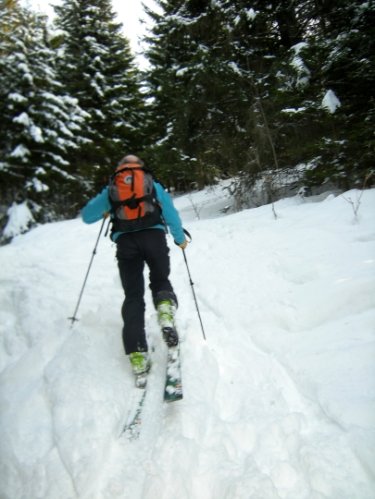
left=0, top=0, right=373, bottom=242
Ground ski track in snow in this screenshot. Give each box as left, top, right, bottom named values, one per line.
left=0, top=187, right=375, bottom=498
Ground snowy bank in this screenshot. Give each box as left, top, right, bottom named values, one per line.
left=0, top=186, right=374, bottom=499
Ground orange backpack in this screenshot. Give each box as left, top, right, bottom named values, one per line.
left=108, top=163, right=163, bottom=232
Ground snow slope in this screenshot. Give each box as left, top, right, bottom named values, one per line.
left=0, top=185, right=374, bottom=499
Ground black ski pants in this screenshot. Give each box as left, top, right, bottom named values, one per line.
left=116, top=229, right=177, bottom=355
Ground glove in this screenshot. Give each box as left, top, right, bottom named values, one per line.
left=178, top=240, right=188, bottom=250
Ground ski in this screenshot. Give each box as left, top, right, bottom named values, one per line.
left=164, top=344, right=183, bottom=402
left=121, top=345, right=182, bottom=440
left=121, top=376, right=148, bottom=440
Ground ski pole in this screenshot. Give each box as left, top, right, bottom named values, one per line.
left=181, top=230, right=206, bottom=341
left=68, top=216, right=106, bottom=327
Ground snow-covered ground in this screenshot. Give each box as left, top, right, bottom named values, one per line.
left=0, top=185, right=374, bottom=499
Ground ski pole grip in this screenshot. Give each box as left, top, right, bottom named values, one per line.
left=174, top=228, right=192, bottom=246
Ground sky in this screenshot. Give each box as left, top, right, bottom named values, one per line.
left=24, top=0, right=158, bottom=63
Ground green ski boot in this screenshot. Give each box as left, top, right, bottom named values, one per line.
left=129, top=352, right=150, bottom=375
left=157, top=300, right=179, bottom=347
left=129, top=352, right=151, bottom=388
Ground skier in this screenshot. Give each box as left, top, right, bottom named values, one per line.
left=81, top=154, right=187, bottom=380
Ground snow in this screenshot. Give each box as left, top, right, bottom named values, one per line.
left=13, top=114, right=44, bottom=142
left=13, top=112, right=31, bottom=127
left=26, top=177, right=49, bottom=193
left=291, top=42, right=308, bottom=55
left=176, top=67, right=189, bottom=77
left=228, top=61, right=242, bottom=75
left=290, top=43, right=310, bottom=87
left=3, top=202, right=35, bottom=239
left=30, top=125, right=44, bottom=143
left=322, top=90, right=341, bottom=114
left=0, top=185, right=374, bottom=499
left=281, top=107, right=307, bottom=114
left=290, top=55, right=310, bottom=86
left=10, top=144, right=30, bottom=159
left=245, top=8, right=257, bottom=21
left=8, top=92, right=27, bottom=104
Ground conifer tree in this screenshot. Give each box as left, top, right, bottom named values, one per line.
left=301, top=0, right=374, bottom=187
left=0, top=2, right=88, bottom=239
left=144, top=0, right=241, bottom=189
left=266, top=0, right=374, bottom=190
left=223, top=0, right=292, bottom=193
left=144, top=0, right=373, bottom=197
left=54, top=0, right=144, bottom=190
left=144, top=0, right=295, bottom=190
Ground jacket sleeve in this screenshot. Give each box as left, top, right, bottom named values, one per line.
left=81, top=187, right=111, bottom=224
left=154, top=183, right=185, bottom=244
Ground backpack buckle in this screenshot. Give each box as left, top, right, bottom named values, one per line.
left=126, top=195, right=139, bottom=209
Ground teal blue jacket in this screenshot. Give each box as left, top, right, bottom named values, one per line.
left=81, top=182, right=185, bottom=244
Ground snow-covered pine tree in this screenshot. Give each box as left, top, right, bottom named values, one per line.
left=263, top=0, right=375, bottom=193
left=53, top=0, right=144, bottom=190
left=144, top=0, right=303, bottom=192
left=221, top=0, right=292, bottom=204
left=295, top=0, right=374, bottom=188
left=144, top=0, right=373, bottom=200
left=229, top=1, right=322, bottom=201
left=0, top=2, right=89, bottom=241
left=144, top=0, right=247, bottom=190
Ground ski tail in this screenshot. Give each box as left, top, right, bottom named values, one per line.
left=164, top=345, right=183, bottom=402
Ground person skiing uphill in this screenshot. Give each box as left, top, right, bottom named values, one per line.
left=81, top=154, right=187, bottom=380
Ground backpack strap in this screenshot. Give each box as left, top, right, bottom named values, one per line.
left=110, top=193, right=155, bottom=210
